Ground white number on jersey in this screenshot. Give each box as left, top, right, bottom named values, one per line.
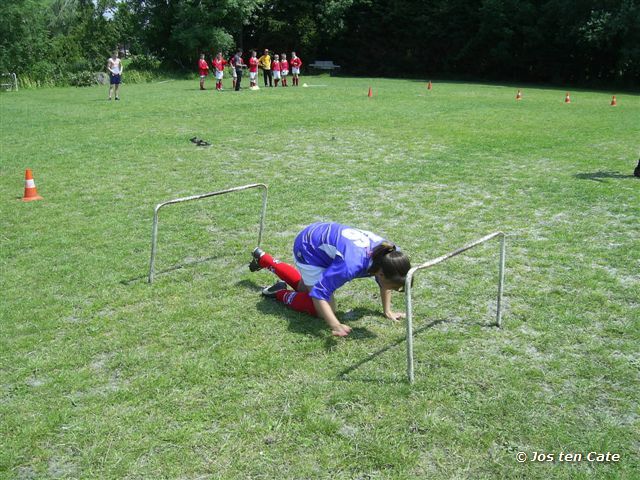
left=341, top=228, right=383, bottom=248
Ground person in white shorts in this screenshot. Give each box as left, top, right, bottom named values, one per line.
left=212, top=53, right=227, bottom=91
left=229, top=52, right=238, bottom=90
left=272, top=54, right=282, bottom=87
left=248, top=50, right=259, bottom=88
left=280, top=53, right=289, bottom=87
left=290, top=51, right=302, bottom=86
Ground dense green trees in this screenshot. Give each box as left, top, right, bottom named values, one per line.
left=0, top=0, right=638, bottom=87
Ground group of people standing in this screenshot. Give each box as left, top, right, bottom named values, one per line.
left=198, top=49, right=302, bottom=91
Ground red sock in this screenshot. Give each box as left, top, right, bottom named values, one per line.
left=276, top=290, right=317, bottom=316
left=258, top=253, right=301, bottom=290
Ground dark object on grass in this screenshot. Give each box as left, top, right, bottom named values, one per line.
left=190, top=136, right=200, bottom=143
left=634, top=158, right=640, bottom=178
left=196, top=140, right=211, bottom=147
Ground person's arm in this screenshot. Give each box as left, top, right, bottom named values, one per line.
left=309, top=257, right=354, bottom=336
left=380, top=284, right=405, bottom=321
left=312, top=298, right=351, bottom=337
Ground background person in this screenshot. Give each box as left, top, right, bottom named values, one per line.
left=233, top=49, right=245, bottom=91
left=272, top=54, right=281, bottom=86
left=212, top=52, right=227, bottom=91
left=248, top=50, right=259, bottom=88
left=258, top=49, right=273, bottom=87
left=290, top=51, right=302, bottom=86
left=107, top=50, right=123, bottom=100
left=280, top=53, right=289, bottom=86
left=198, top=53, right=209, bottom=90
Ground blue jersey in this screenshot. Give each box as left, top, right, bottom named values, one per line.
left=293, top=222, right=389, bottom=302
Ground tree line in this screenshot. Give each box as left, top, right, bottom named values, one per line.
left=1, top=0, right=638, bottom=87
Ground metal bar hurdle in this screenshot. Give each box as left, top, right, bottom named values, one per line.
left=1, top=73, right=18, bottom=91
left=148, top=183, right=268, bottom=283
left=404, top=231, right=506, bottom=383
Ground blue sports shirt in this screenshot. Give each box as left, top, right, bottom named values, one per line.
left=293, top=222, right=389, bottom=302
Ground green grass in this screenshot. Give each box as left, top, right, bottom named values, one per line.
left=1, top=76, right=638, bottom=479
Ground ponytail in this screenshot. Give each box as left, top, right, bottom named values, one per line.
left=368, top=242, right=411, bottom=285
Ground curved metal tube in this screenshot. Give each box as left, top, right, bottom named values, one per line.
left=148, top=183, right=268, bottom=283
left=404, top=231, right=506, bottom=383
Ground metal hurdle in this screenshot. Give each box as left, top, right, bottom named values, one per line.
left=1, top=73, right=18, bottom=91
left=148, top=183, right=268, bottom=283
left=404, top=231, right=506, bottom=383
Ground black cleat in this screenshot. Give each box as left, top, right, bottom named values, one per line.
left=262, top=281, right=287, bottom=297
left=249, top=247, right=265, bottom=272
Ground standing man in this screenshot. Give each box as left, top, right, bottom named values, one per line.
left=258, top=49, right=272, bottom=87
left=233, top=49, right=246, bottom=91
left=107, top=50, right=123, bottom=100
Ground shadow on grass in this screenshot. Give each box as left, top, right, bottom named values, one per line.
left=574, top=171, right=637, bottom=182
left=337, top=318, right=450, bottom=383
left=239, top=279, right=377, bottom=348
left=120, top=256, right=219, bottom=285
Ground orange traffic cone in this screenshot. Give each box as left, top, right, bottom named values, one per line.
left=367, top=86, right=373, bottom=97
left=427, top=81, right=433, bottom=90
left=564, top=92, right=571, bottom=104
left=610, top=95, right=617, bottom=106
left=516, top=89, right=522, bottom=101
left=22, top=168, right=43, bottom=202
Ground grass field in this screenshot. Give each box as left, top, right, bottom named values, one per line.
left=1, top=75, right=638, bottom=479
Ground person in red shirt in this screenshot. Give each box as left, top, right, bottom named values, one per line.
left=248, top=50, right=259, bottom=88
left=212, top=52, right=227, bottom=91
left=290, top=52, right=302, bottom=86
left=198, top=54, right=209, bottom=90
left=272, top=54, right=281, bottom=87
left=280, top=53, right=289, bottom=87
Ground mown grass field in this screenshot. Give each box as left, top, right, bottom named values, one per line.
left=1, top=75, right=638, bottom=479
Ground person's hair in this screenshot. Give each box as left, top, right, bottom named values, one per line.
left=251, top=49, right=256, bottom=55
left=368, top=242, right=411, bottom=286
left=200, top=53, right=205, bottom=58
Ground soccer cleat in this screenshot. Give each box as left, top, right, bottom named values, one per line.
left=248, top=247, right=265, bottom=272
left=262, top=281, right=287, bottom=298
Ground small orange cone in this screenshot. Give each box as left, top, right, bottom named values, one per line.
left=516, top=89, right=522, bottom=101
left=22, top=169, right=43, bottom=202
left=564, top=92, right=571, bottom=104
left=427, top=81, right=433, bottom=90
left=610, top=95, right=617, bottom=106
left=367, top=86, right=373, bottom=97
